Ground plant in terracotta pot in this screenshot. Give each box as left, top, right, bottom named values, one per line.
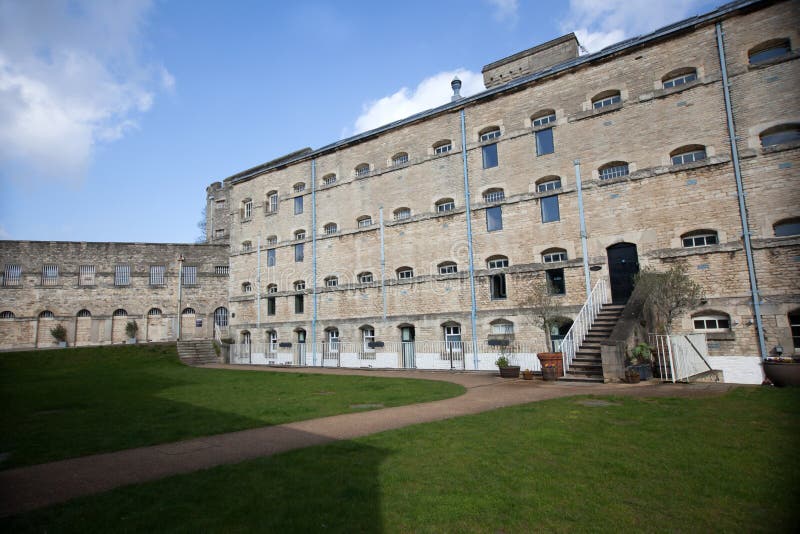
left=50, top=324, right=67, bottom=348
left=521, top=369, right=535, bottom=380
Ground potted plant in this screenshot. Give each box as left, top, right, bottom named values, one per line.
left=50, top=324, right=67, bottom=348
left=522, top=277, right=565, bottom=377
left=630, top=342, right=654, bottom=380
left=495, top=355, right=520, bottom=378
left=125, top=321, right=139, bottom=344
left=624, top=367, right=641, bottom=384
left=542, top=363, right=558, bottom=381
left=521, top=369, right=535, bottom=380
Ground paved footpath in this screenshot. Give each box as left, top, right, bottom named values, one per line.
left=0, top=365, right=735, bottom=518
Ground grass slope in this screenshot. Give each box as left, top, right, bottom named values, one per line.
left=0, top=344, right=464, bottom=468
left=5, top=387, right=798, bottom=533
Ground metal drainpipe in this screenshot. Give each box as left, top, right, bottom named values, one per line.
left=380, top=207, right=387, bottom=320
left=574, top=159, right=592, bottom=300
left=177, top=255, right=183, bottom=341
left=715, top=22, right=767, bottom=359
left=256, top=236, right=261, bottom=330
left=311, top=159, right=318, bottom=366
left=460, top=109, right=480, bottom=369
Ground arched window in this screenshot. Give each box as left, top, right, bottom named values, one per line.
left=490, top=318, right=514, bottom=335
left=241, top=330, right=251, bottom=345
left=147, top=308, right=162, bottom=316
left=241, top=240, right=252, bottom=252
left=759, top=124, right=800, bottom=148
left=692, top=312, right=731, bottom=332
left=112, top=309, right=127, bottom=317
left=76, top=309, right=91, bottom=318
left=325, top=276, right=339, bottom=287
left=436, top=198, right=455, bottom=213
left=443, top=322, right=462, bottom=347
left=393, top=207, right=411, bottom=221
left=214, top=307, right=229, bottom=327
left=322, top=173, right=336, bottom=186
left=662, top=67, right=697, bottom=88
left=293, top=182, right=306, bottom=193
left=592, top=90, right=621, bottom=109
left=483, top=188, right=505, bottom=203
left=0, top=311, right=15, bottom=319
left=397, top=267, right=414, bottom=279
left=391, top=152, right=409, bottom=166
left=433, top=140, right=452, bottom=154
left=748, top=38, right=791, bottom=64
left=267, top=330, right=278, bottom=352
left=323, top=222, right=338, bottom=235
left=671, top=145, right=707, bottom=165
left=355, top=163, right=370, bottom=177
left=242, top=282, right=253, bottom=293
left=267, top=283, right=278, bottom=293
left=542, top=248, right=567, bottom=263
left=265, top=190, right=278, bottom=214
left=294, top=280, right=306, bottom=291
left=536, top=176, right=562, bottom=192
left=358, top=272, right=374, bottom=283
left=265, top=235, right=277, bottom=246
left=438, top=261, right=458, bottom=274
left=486, top=255, right=509, bottom=269
left=39, top=310, right=55, bottom=318
left=360, top=325, right=376, bottom=352
left=182, top=307, right=196, bottom=315
left=479, top=126, right=501, bottom=142
left=531, top=109, right=556, bottom=127
left=325, top=327, right=340, bottom=348
left=294, top=229, right=306, bottom=240
left=357, top=215, right=373, bottom=227
left=598, top=161, right=629, bottom=180
left=774, top=218, right=800, bottom=237
left=682, top=230, right=719, bottom=247
left=241, top=198, right=253, bottom=220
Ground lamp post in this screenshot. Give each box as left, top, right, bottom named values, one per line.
left=177, top=254, right=184, bottom=341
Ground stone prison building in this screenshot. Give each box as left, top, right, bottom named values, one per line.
left=1, top=0, right=798, bottom=385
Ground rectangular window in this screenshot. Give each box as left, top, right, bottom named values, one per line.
left=541, top=195, right=560, bottom=223
left=266, top=236, right=277, bottom=246
left=295, top=294, right=304, bottom=314
left=114, top=264, right=130, bottom=286
left=267, top=297, right=276, bottom=316
left=243, top=200, right=252, bottom=220
left=295, top=243, right=304, bottom=262
left=150, top=265, right=166, bottom=286
left=41, top=264, right=59, bottom=286
left=362, top=328, right=375, bottom=353
left=398, top=269, right=413, bottom=279
left=267, top=193, right=278, bottom=213
left=294, top=196, right=303, bottom=215
left=267, top=249, right=276, bottom=267
left=3, top=264, right=21, bottom=286
left=492, top=322, right=514, bottom=334
left=182, top=266, right=197, bottom=285
left=486, top=206, right=503, bottom=232
left=482, top=143, right=498, bottom=169
left=214, top=265, right=229, bottom=275
left=269, top=331, right=278, bottom=352
left=214, top=229, right=225, bottom=238
left=547, top=268, right=565, bottom=295
left=79, top=265, right=95, bottom=286
left=535, top=127, right=554, bottom=156
left=490, top=273, right=507, bottom=300
left=215, top=199, right=226, bottom=210
left=358, top=217, right=373, bottom=228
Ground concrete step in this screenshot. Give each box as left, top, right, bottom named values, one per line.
left=558, top=374, right=604, bottom=383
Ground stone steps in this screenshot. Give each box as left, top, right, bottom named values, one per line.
left=177, top=340, right=219, bottom=366
left=560, top=303, right=624, bottom=382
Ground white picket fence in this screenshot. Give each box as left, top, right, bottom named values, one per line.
left=649, top=333, right=712, bottom=382
left=230, top=340, right=542, bottom=372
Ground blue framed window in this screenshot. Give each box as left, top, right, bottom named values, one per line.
left=541, top=195, right=560, bottom=223
left=482, top=143, right=498, bottom=168
left=486, top=206, right=503, bottom=232
left=535, top=128, right=554, bottom=156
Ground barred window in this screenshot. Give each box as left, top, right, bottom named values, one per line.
left=77, top=309, right=91, bottom=317
left=483, top=188, right=505, bottom=203
left=112, top=309, right=127, bottom=317
left=79, top=265, right=96, bottom=286
left=267, top=283, right=278, bottom=293
left=214, top=307, right=229, bottom=327
left=182, top=266, right=197, bottom=285
left=150, top=265, right=166, bottom=286
left=242, top=282, right=253, bottom=293
left=357, top=215, right=373, bottom=227
left=214, top=265, right=229, bottom=275
left=3, top=264, right=21, bottom=286
left=148, top=308, right=162, bottom=316
left=182, top=307, right=196, bottom=315
left=115, top=264, right=130, bottom=286
left=355, top=163, right=370, bottom=177
left=324, top=223, right=338, bottom=235
left=39, top=310, right=55, bottom=318
left=393, top=208, right=411, bottom=221
left=436, top=198, right=455, bottom=213
left=322, top=174, right=336, bottom=186
left=392, top=152, right=409, bottom=166
left=41, top=264, right=59, bottom=286
left=1, top=311, right=15, bottom=319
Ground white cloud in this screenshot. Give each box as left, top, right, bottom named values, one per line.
left=486, top=0, right=519, bottom=24
left=0, top=0, right=171, bottom=185
left=562, top=0, right=709, bottom=53
left=352, top=69, right=485, bottom=134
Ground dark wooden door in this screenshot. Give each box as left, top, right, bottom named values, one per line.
left=607, top=243, right=639, bottom=304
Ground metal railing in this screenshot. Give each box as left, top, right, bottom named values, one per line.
left=561, top=279, right=609, bottom=376
left=649, top=333, right=712, bottom=383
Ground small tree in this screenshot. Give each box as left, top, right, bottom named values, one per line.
left=125, top=320, right=139, bottom=339
left=636, top=263, right=705, bottom=334
left=196, top=205, right=208, bottom=243
left=520, top=275, right=564, bottom=350
left=50, top=324, right=67, bottom=344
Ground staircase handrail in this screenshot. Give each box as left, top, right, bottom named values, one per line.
left=561, top=279, right=609, bottom=377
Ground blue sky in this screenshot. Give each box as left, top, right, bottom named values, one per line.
left=0, top=0, right=720, bottom=243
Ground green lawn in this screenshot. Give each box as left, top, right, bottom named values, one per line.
left=5, top=387, right=798, bottom=533
left=0, top=344, right=464, bottom=468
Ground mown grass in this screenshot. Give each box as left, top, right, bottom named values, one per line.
left=5, top=387, right=798, bottom=533
left=0, top=344, right=464, bottom=468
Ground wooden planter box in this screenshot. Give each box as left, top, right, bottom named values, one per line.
left=763, top=361, right=800, bottom=387
left=537, top=352, right=563, bottom=377
left=499, top=366, right=520, bottom=378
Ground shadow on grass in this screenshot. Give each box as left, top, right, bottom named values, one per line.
left=2, top=429, right=391, bottom=533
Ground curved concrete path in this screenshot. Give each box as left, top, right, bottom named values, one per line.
left=0, top=365, right=734, bottom=518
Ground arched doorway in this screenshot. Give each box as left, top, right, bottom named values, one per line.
left=607, top=242, right=639, bottom=304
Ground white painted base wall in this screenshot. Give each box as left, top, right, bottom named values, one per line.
left=707, top=356, right=764, bottom=384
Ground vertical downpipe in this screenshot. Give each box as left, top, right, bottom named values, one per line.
left=715, top=22, right=768, bottom=360
left=380, top=207, right=387, bottom=321
left=256, top=236, right=261, bottom=330
left=460, top=109, right=480, bottom=369
left=574, top=159, right=592, bottom=300
left=311, top=159, right=318, bottom=366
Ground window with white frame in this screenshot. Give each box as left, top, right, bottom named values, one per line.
left=267, top=283, right=278, bottom=293
left=265, top=235, right=278, bottom=246
left=325, top=276, right=338, bottom=287
left=444, top=325, right=462, bottom=347
left=79, top=265, right=95, bottom=286
left=392, top=152, right=409, bottom=166
left=693, top=314, right=731, bottom=332
left=327, top=328, right=340, bottom=351
left=182, top=266, right=197, bottom=285
left=2, top=264, right=21, bottom=287
left=436, top=198, right=455, bottom=213
left=434, top=140, right=452, bottom=154
left=295, top=230, right=306, bottom=240
left=242, top=199, right=253, bottom=220
left=599, top=162, right=629, bottom=180
left=324, top=223, right=338, bottom=235
left=41, top=264, right=58, bottom=286
left=393, top=208, right=411, bottom=221
left=671, top=145, right=707, bottom=165
left=682, top=230, right=719, bottom=247
left=491, top=320, right=514, bottom=335
left=438, top=262, right=457, bottom=274
left=542, top=249, right=567, bottom=263
left=266, top=191, right=278, bottom=213
left=150, top=265, right=166, bottom=285
left=355, top=163, right=370, bottom=177
left=748, top=38, right=791, bottom=65
left=361, top=327, right=375, bottom=353
left=268, top=330, right=278, bottom=353
left=662, top=68, right=697, bottom=89
left=483, top=188, right=505, bottom=203
left=532, top=110, right=556, bottom=127
left=322, top=174, right=336, bottom=186
left=214, top=307, right=229, bottom=327
left=293, top=182, right=306, bottom=193
left=358, top=272, right=373, bottom=283
left=536, top=177, right=562, bottom=192
left=592, top=91, right=621, bottom=109
left=487, top=256, right=509, bottom=269
left=480, top=127, right=501, bottom=142
left=114, top=264, right=130, bottom=286
left=397, top=267, right=413, bottom=279
left=357, top=215, right=373, bottom=227
left=294, top=280, right=306, bottom=291
left=242, top=282, right=253, bottom=293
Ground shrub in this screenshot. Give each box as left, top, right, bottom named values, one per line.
left=50, top=324, right=67, bottom=343
left=125, top=321, right=139, bottom=339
